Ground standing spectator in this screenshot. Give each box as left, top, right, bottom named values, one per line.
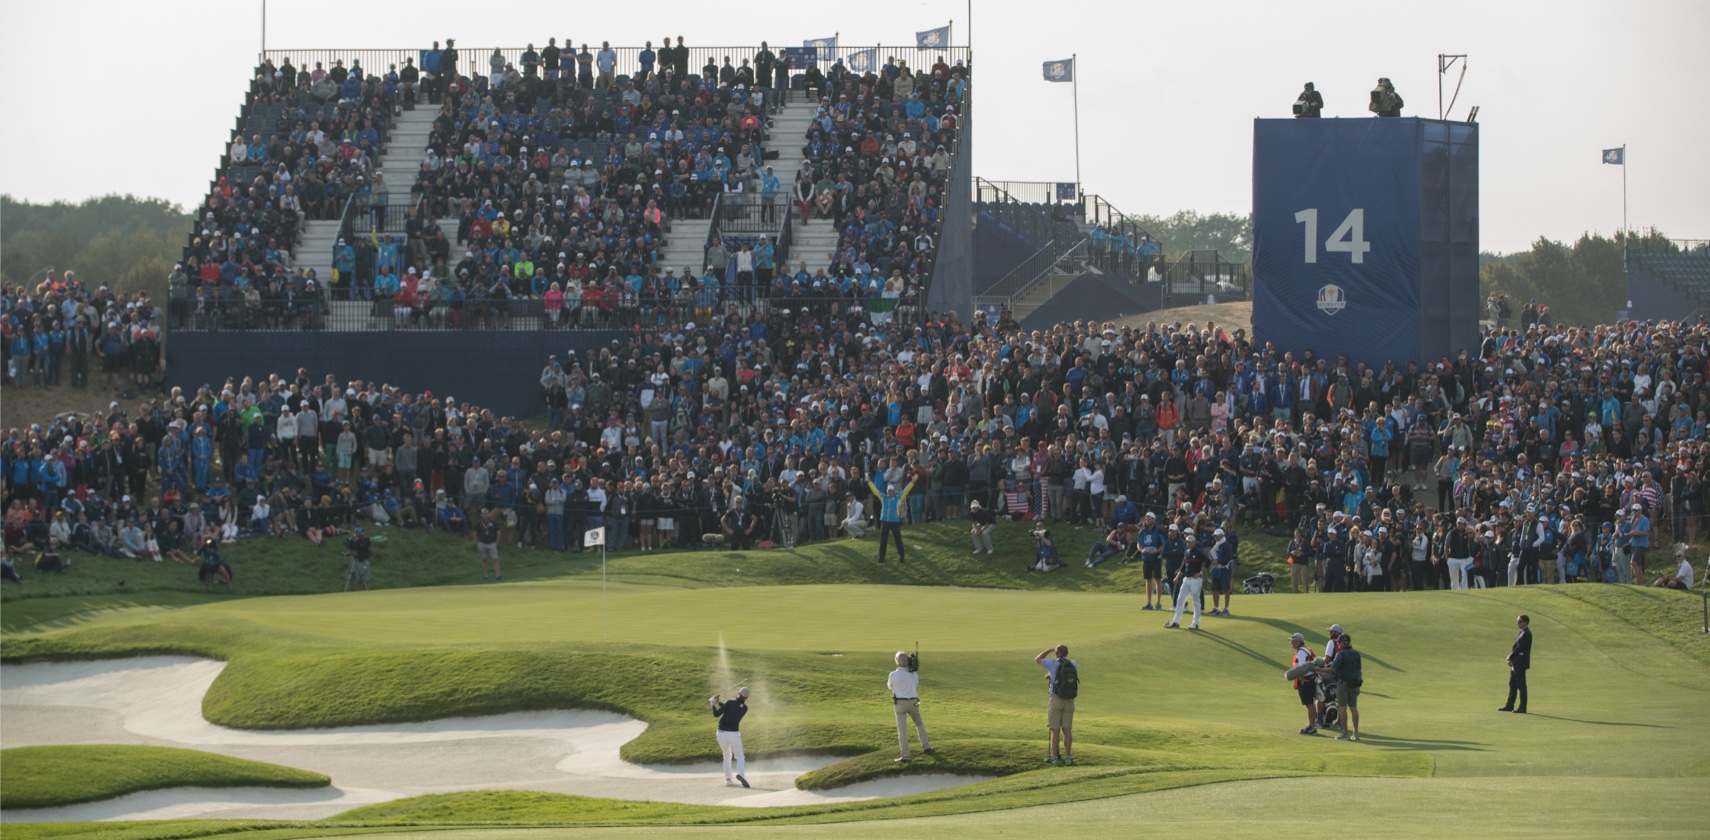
left=887, top=651, right=931, bottom=762
left=1034, top=644, right=1078, bottom=766
left=474, top=507, right=502, bottom=580
left=1498, top=614, right=1532, bottom=713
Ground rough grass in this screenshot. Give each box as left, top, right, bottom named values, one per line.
left=0, top=745, right=328, bottom=810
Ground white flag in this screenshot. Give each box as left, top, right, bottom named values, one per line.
left=585, top=526, right=606, bottom=547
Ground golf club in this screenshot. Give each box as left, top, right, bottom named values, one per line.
left=710, top=680, right=748, bottom=703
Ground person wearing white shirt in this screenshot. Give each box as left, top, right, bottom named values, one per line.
left=1653, top=547, right=1696, bottom=590
left=887, top=652, right=931, bottom=762
left=842, top=495, right=867, bottom=537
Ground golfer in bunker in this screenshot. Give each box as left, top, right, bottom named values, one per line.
left=711, top=687, right=750, bottom=787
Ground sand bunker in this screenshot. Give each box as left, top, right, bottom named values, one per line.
left=0, top=657, right=990, bottom=821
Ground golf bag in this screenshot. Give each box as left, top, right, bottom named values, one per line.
left=1243, top=572, right=1276, bottom=594
left=1318, top=679, right=1340, bottom=728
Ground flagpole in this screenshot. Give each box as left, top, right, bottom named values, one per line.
left=1622, top=143, right=1628, bottom=238
left=601, top=539, right=608, bottom=641
left=1067, top=55, right=1080, bottom=200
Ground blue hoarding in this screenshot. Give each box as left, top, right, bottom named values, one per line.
left=1253, top=119, right=1423, bottom=366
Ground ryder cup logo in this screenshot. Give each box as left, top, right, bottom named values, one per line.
left=922, top=30, right=944, bottom=46
left=1604, top=149, right=1621, bottom=164
left=1316, top=284, right=1347, bottom=315
left=1048, top=62, right=1068, bottom=80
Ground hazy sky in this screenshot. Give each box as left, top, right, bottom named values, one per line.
left=2, top=0, right=1704, bottom=253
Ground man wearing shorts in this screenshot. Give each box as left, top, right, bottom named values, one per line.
left=1208, top=527, right=1234, bottom=616
left=1317, top=632, right=1362, bottom=740
left=475, top=508, right=502, bottom=581
left=1288, top=633, right=1320, bottom=734
left=1035, top=644, right=1077, bottom=766
left=1137, top=513, right=1165, bottom=609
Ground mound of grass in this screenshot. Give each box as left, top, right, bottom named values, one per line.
left=0, top=745, right=328, bottom=810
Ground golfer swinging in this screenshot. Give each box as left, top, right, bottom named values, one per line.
left=710, top=687, right=750, bottom=787
left=868, top=472, right=917, bottom=563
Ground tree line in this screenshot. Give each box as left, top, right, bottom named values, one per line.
left=1, top=195, right=190, bottom=302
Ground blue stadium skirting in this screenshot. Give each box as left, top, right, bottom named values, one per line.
left=167, top=331, right=629, bottom=419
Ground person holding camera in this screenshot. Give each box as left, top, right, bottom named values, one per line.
left=1028, top=525, right=1063, bottom=573
left=888, top=651, right=932, bottom=762
left=1293, top=82, right=1323, bottom=118
left=345, top=526, right=373, bottom=591
left=1369, top=77, right=1403, bottom=117
left=474, top=508, right=501, bottom=581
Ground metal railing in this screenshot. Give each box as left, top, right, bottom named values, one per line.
left=1161, top=250, right=1250, bottom=300
left=982, top=180, right=1076, bottom=205
left=266, top=45, right=969, bottom=90
left=703, top=193, right=791, bottom=271
left=167, top=291, right=906, bottom=333
left=972, top=235, right=1090, bottom=308
left=976, top=178, right=1083, bottom=251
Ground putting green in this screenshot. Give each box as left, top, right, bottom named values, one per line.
left=191, top=582, right=1149, bottom=651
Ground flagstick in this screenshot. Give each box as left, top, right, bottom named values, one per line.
left=1072, top=53, right=1081, bottom=198
left=601, top=538, right=608, bottom=641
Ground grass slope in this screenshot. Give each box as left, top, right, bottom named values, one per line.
left=0, top=745, right=328, bottom=810
left=1, top=520, right=1294, bottom=630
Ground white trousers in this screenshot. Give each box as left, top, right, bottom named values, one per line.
left=972, top=526, right=994, bottom=552
left=1448, top=557, right=1473, bottom=589
left=843, top=517, right=867, bottom=537
left=1172, top=576, right=1204, bottom=627
left=717, top=730, right=745, bottom=779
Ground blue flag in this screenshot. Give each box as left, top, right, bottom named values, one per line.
left=1043, top=58, right=1074, bottom=83
left=804, top=36, right=837, bottom=59
left=917, top=25, right=950, bottom=48
left=845, top=49, right=879, bottom=74
left=1602, top=147, right=1624, bottom=165
left=1056, top=183, right=1077, bottom=202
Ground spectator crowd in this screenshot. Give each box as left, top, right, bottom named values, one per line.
left=6, top=286, right=1707, bottom=594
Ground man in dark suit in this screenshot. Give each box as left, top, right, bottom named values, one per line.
left=1499, top=614, right=1532, bottom=713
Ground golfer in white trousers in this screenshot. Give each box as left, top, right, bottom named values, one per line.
left=1165, top=541, right=1206, bottom=630
left=710, top=687, right=749, bottom=787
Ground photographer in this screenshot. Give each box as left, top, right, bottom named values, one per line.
left=1368, top=77, right=1403, bottom=117
left=345, top=526, right=373, bottom=591
left=1028, top=525, right=1063, bottom=573
left=1293, top=82, right=1323, bottom=118
left=887, top=651, right=932, bottom=762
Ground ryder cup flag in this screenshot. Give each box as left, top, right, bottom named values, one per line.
left=917, top=25, right=950, bottom=48
left=804, top=36, right=837, bottom=59
left=584, top=526, right=605, bottom=548
left=1602, top=148, right=1624, bottom=165
left=1043, top=58, right=1074, bottom=83
left=845, top=49, right=879, bottom=74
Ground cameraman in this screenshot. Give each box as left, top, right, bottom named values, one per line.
left=1293, top=82, right=1323, bottom=118
left=887, top=651, right=932, bottom=762
left=1028, top=525, right=1063, bottom=573
left=1369, top=77, right=1403, bottom=117
left=346, top=526, right=373, bottom=591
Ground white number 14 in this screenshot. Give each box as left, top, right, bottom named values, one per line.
left=1294, top=208, right=1371, bottom=264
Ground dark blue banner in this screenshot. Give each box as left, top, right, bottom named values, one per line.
left=1253, top=118, right=1423, bottom=366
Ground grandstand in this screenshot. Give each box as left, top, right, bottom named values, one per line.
left=970, top=179, right=1247, bottom=324
left=171, top=44, right=971, bottom=337
left=1626, top=240, right=1710, bottom=320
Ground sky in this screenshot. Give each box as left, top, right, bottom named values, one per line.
left=1, top=0, right=1705, bottom=253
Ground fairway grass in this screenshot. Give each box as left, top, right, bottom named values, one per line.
left=0, top=745, right=328, bottom=810
left=2, top=524, right=1706, bottom=836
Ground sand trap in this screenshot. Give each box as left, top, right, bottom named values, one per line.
left=0, top=657, right=991, bottom=822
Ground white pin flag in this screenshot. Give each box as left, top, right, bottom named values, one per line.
left=585, top=526, right=606, bottom=547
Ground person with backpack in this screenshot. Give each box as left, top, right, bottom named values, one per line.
left=1034, top=644, right=1079, bottom=766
